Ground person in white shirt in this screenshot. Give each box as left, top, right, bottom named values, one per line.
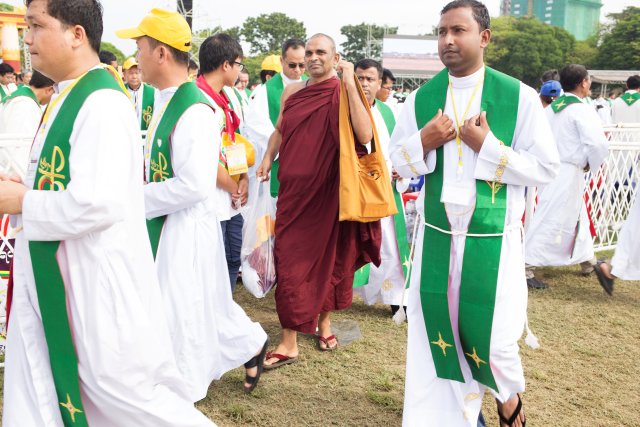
left=0, top=63, right=16, bottom=98
left=525, top=64, right=610, bottom=292
left=611, top=75, right=640, bottom=124
left=123, top=56, right=155, bottom=131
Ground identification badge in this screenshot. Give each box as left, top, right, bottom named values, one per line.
left=441, top=179, right=474, bottom=206
left=225, top=143, right=248, bottom=176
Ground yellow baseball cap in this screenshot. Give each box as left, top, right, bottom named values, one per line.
left=122, top=57, right=138, bottom=70
left=261, top=55, right=282, bottom=73
left=116, top=8, right=192, bottom=52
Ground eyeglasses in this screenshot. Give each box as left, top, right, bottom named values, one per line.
left=233, top=61, right=245, bottom=71
left=287, top=62, right=305, bottom=70
left=380, top=85, right=393, bottom=91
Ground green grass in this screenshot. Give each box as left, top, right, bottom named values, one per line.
left=1, top=261, right=638, bottom=426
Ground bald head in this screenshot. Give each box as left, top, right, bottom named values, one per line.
left=308, top=33, right=336, bottom=54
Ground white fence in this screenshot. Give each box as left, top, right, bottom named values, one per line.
left=525, top=124, right=640, bottom=252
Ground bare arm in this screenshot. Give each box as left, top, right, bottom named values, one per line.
left=217, top=163, right=238, bottom=193
left=338, top=60, right=373, bottom=145
left=256, top=82, right=305, bottom=180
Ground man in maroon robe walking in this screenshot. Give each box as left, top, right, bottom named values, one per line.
left=257, top=33, right=381, bottom=368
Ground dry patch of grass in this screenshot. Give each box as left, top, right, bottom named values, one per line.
left=1, top=260, right=638, bottom=426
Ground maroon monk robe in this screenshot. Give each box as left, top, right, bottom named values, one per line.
left=274, top=76, right=381, bottom=334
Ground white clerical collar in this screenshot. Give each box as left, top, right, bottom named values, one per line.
left=625, top=89, right=638, bottom=94
left=449, top=66, right=485, bottom=89
left=281, top=72, right=302, bottom=86
left=158, top=86, right=178, bottom=104
left=128, top=85, right=142, bottom=92
left=566, top=92, right=582, bottom=100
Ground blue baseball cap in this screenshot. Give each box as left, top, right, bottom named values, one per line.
left=540, top=80, right=562, bottom=97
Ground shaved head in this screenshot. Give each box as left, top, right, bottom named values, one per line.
left=308, top=33, right=336, bottom=54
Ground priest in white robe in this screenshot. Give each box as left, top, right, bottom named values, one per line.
left=353, top=59, right=409, bottom=310
left=390, top=3, right=559, bottom=426
left=611, top=75, right=640, bottom=124
left=118, top=10, right=268, bottom=402
left=525, top=64, right=609, bottom=291
left=2, top=2, right=214, bottom=426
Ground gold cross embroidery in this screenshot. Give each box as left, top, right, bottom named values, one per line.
left=554, top=99, right=566, bottom=111
left=60, top=393, right=83, bottom=423
left=465, top=347, right=487, bottom=369
left=431, top=332, right=453, bottom=356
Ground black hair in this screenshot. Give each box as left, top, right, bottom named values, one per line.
left=99, top=50, right=116, bottom=65
left=441, top=0, right=490, bottom=31
left=541, top=69, right=559, bottom=83
left=281, top=38, right=305, bottom=57
left=260, top=69, right=276, bottom=84
left=199, top=33, right=243, bottom=74
left=188, top=58, right=198, bottom=71
left=26, top=0, right=103, bottom=53
left=146, top=37, right=190, bottom=66
left=0, top=62, right=14, bottom=76
left=29, top=70, right=54, bottom=88
left=627, top=75, right=640, bottom=90
left=355, top=59, right=383, bottom=79
left=382, top=68, right=396, bottom=84
left=559, top=64, right=589, bottom=92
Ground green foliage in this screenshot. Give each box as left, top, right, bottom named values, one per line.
left=0, top=3, right=13, bottom=12
left=99, top=42, right=126, bottom=65
left=243, top=53, right=269, bottom=86
left=340, top=23, right=398, bottom=62
left=567, top=38, right=598, bottom=68
left=485, top=16, right=576, bottom=88
left=593, top=7, right=640, bottom=70
left=241, top=13, right=306, bottom=56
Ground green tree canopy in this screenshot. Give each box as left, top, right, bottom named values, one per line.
left=99, top=42, right=126, bottom=65
left=0, top=2, right=13, bottom=12
left=485, top=16, right=576, bottom=88
left=593, top=6, right=640, bottom=70
left=339, top=23, right=398, bottom=62
left=241, top=13, right=306, bottom=55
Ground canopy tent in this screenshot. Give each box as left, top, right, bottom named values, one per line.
left=589, top=70, right=640, bottom=95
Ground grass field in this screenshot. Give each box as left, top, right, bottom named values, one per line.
left=1, top=262, right=639, bottom=426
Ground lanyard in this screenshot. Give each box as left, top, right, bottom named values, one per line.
left=448, top=73, right=483, bottom=177
left=144, top=95, right=172, bottom=162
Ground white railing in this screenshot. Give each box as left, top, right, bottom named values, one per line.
left=525, top=124, right=640, bottom=252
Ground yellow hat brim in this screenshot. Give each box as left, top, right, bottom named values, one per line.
left=116, top=27, right=145, bottom=40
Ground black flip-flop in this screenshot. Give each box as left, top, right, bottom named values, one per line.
left=593, top=261, right=614, bottom=296
left=243, top=338, right=269, bottom=394
left=497, top=393, right=526, bottom=427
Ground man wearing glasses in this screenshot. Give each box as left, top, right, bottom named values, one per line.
left=376, top=68, right=397, bottom=108
left=245, top=38, right=307, bottom=197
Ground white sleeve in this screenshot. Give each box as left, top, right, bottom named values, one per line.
left=243, top=84, right=274, bottom=155
left=389, top=91, right=436, bottom=179
left=22, top=90, right=140, bottom=241
left=143, top=103, right=219, bottom=219
left=474, top=84, right=560, bottom=187
left=3, top=97, right=43, bottom=136
left=574, top=107, right=609, bottom=172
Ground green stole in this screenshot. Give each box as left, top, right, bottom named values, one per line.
left=0, top=85, right=7, bottom=99
left=620, top=91, right=640, bottom=106
left=1, top=84, right=38, bottom=105
left=415, top=67, right=519, bottom=391
left=266, top=73, right=309, bottom=197
left=126, top=83, right=155, bottom=131
left=146, top=82, right=212, bottom=258
left=550, top=94, right=583, bottom=113
left=29, top=68, right=124, bottom=427
left=353, top=101, right=411, bottom=288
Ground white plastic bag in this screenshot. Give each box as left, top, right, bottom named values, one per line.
left=241, top=180, right=276, bottom=298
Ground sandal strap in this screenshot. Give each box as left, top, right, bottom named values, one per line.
left=244, top=355, right=259, bottom=369
left=498, top=394, right=523, bottom=426
left=244, top=373, right=258, bottom=385
left=317, top=335, right=337, bottom=345
left=266, top=352, right=291, bottom=361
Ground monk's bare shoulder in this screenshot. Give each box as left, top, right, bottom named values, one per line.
left=282, top=81, right=306, bottom=103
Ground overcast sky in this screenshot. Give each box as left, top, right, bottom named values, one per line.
left=9, top=0, right=637, bottom=56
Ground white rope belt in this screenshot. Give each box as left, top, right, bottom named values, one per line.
left=422, top=218, right=523, bottom=237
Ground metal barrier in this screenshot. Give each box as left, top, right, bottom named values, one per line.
left=525, top=124, right=640, bottom=252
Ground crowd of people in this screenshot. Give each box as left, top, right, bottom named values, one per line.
left=0, top=0, right=638, bottom=426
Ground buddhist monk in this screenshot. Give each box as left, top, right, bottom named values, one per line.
left=256, top=33, right=381, bottom=368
